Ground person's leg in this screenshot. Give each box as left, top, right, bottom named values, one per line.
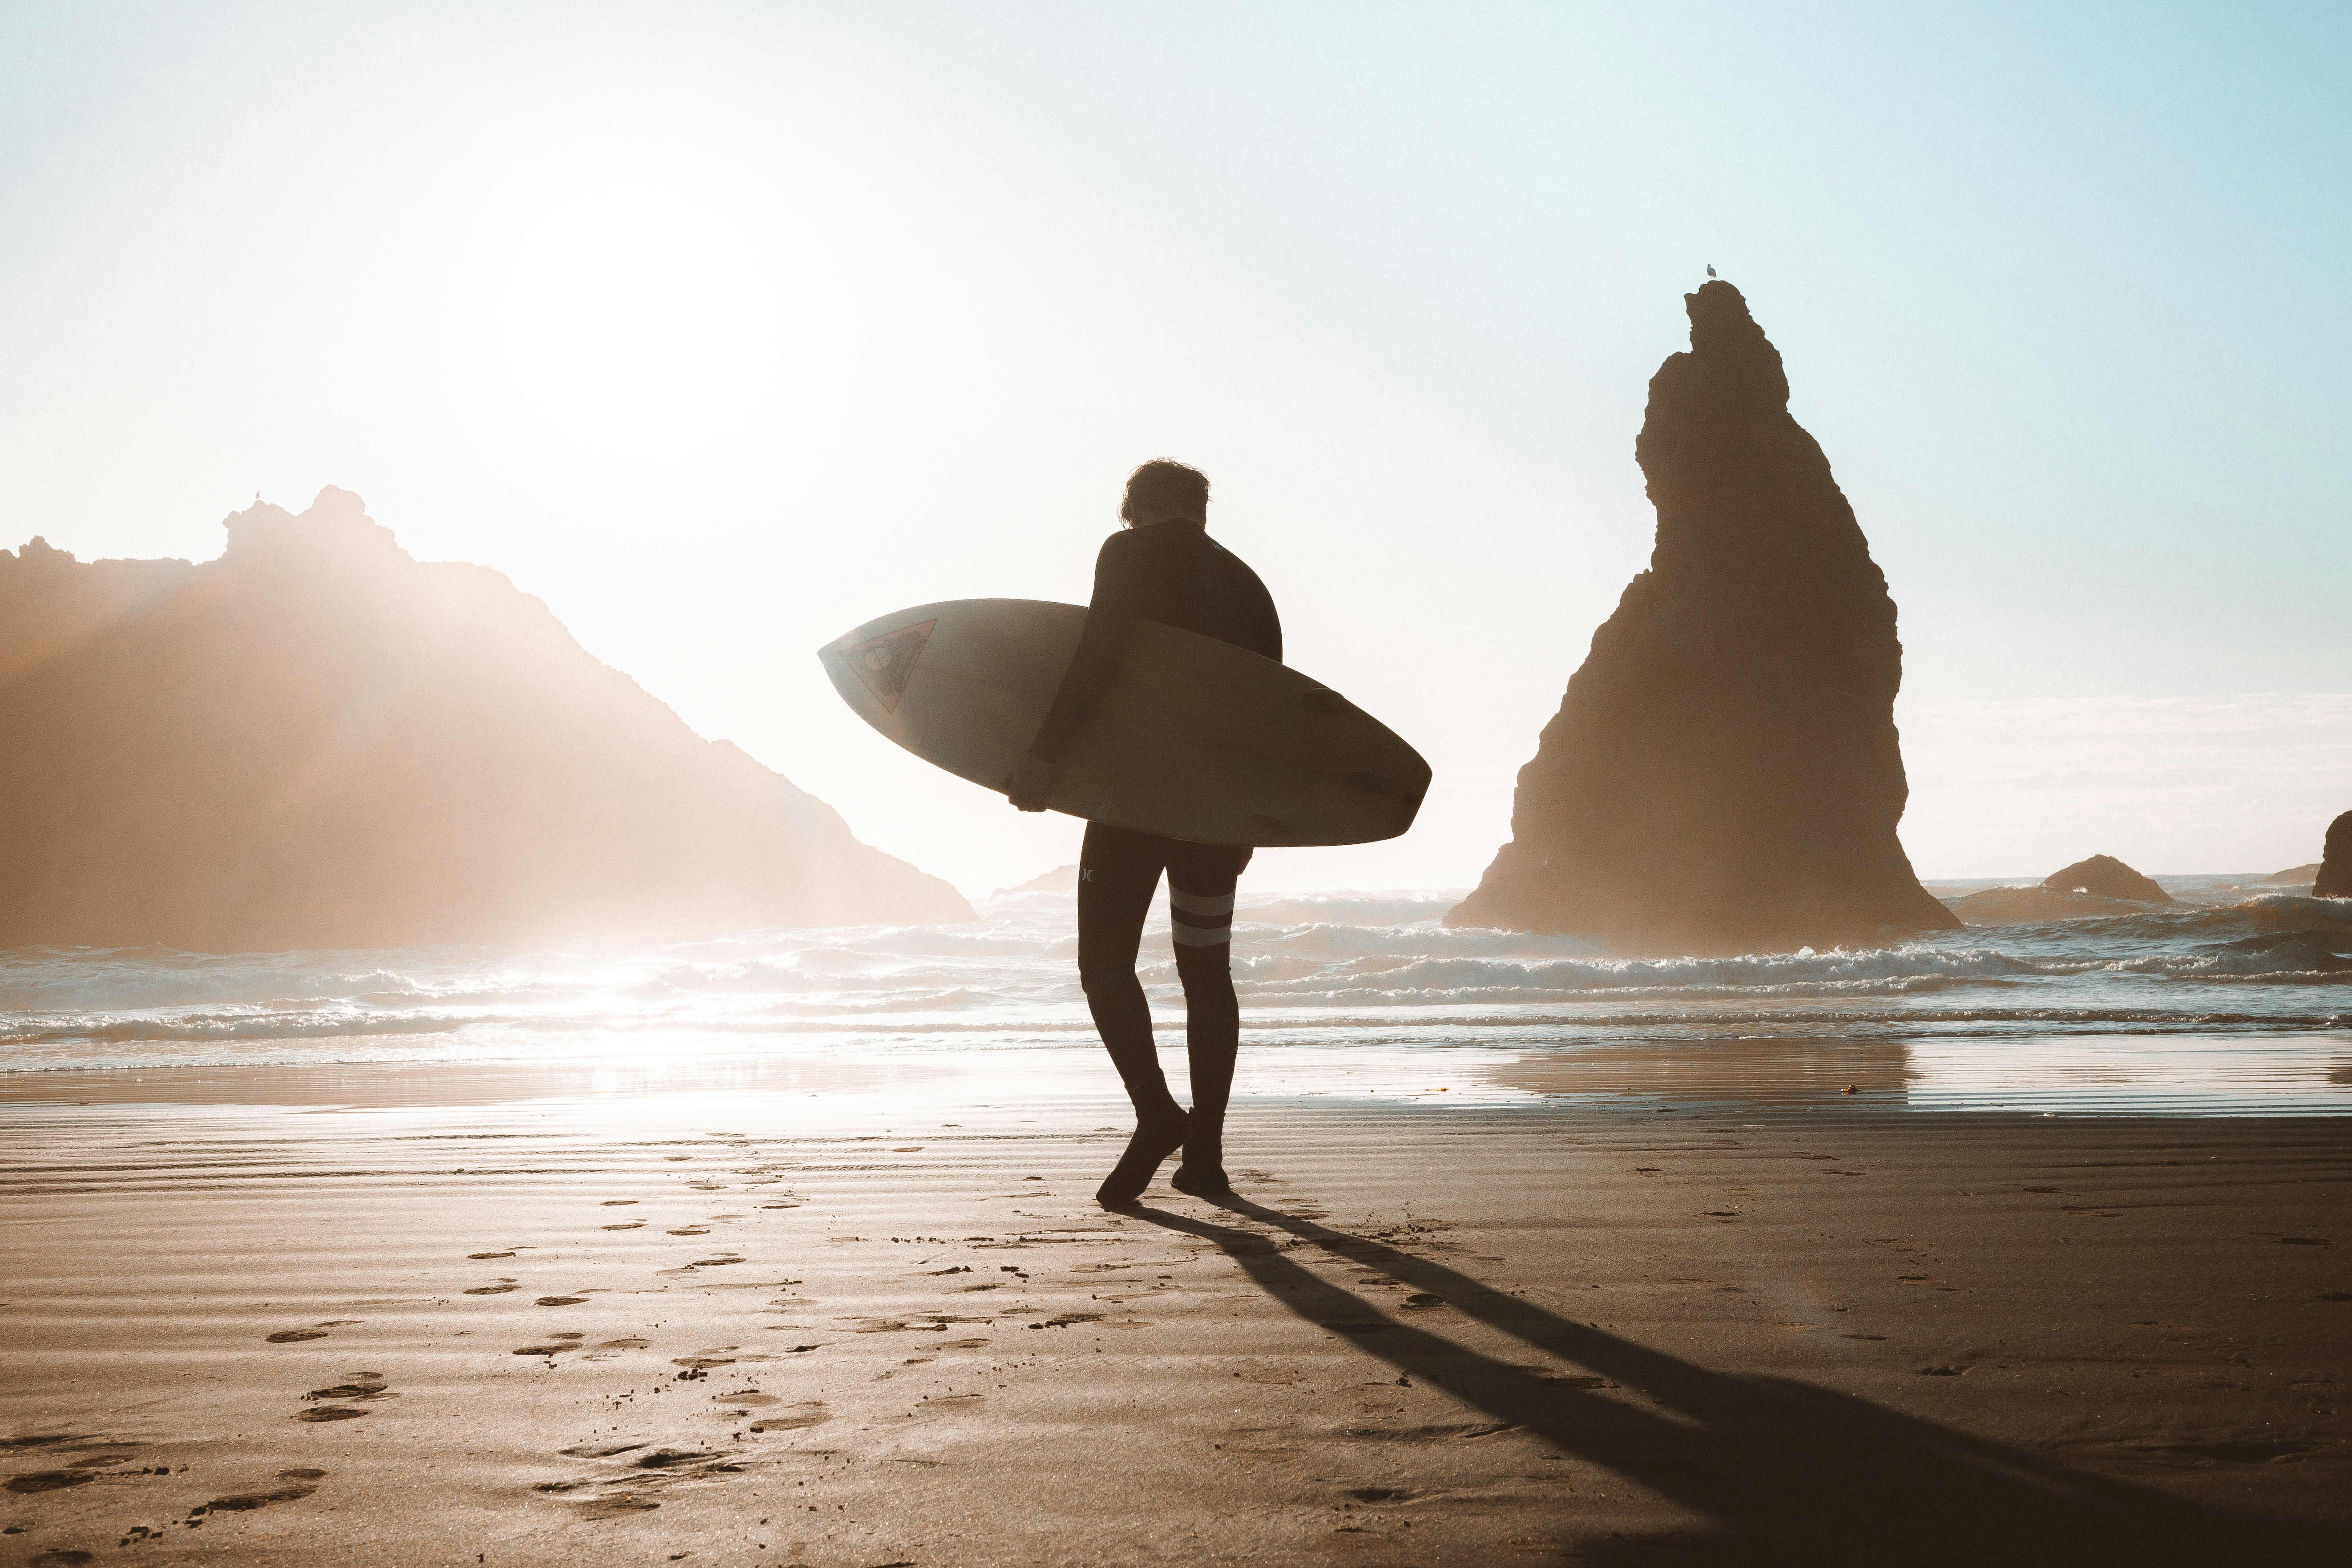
left=1163, top=840, right=1246, bottom=1196
left=1077, top=822, right=1186, bottom=1204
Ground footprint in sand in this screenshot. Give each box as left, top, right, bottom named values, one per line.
left=666, top=1227, right=709, bottom=1237
left=31, top=1551, right=97, bottom=1567
left=58, top=1450, right=143, bottom=1475
left=747, top=1403, right=830, bottom=1432
left=1341, top=1421, right=1512, bottom=1443
left=295, top=1408, right=368, bottom=1423
left=468, top=1251, right=516, bottom=1260
left=265, top=1329, right=332, bottom=1343
left=558, top=1441, right=648, bottom=1459
left=199, top=1477, right=320, bottom=1509
left=537, top=1296, right=589, bottom=1306
left=602, top=1222, right=645, bottom=1231
left=304, top=1375, right=391, bottom=1403
left=598, top=1337, right=651, bottom=1350
left=6, top=1471, right=95, bottom=1494
left=601, top=1200, right=638, bottom=1207
left=634, top=1449, right=741, bottom=1474
left=2141, top=1439, right=2323, bottom=1464
left=464, top=1281, right=520, bottom=1295
left=919, top=1394, right=984, bottom=1412
left=571, top=1493, right=660, bottom=1520
left=719, top=1390, right=782, bottom=1408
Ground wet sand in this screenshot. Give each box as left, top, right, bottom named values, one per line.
left=3, top=1075, right=2349, bottom=1566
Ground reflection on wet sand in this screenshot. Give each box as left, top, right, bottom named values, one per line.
left=0, top=1055, right=908, bottom=1108
left=1905, top=1032, right=2352, bottom=1115
left=1490, top=1032, right=2352, bottom=1117
left=1493, top=1036, right=1911, bottom=1108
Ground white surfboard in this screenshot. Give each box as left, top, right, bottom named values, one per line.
left=818, top=599, right=1428, bottom=847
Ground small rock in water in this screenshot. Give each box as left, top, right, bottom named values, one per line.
left=2042, top=854, right=2173, bottom=904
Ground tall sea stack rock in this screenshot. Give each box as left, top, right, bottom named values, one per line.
left=2317, top=812, right=2352, bottom=898
left=1448, top=281, right=1956, bottom=953
left=0, top=488, right=971, bottom=951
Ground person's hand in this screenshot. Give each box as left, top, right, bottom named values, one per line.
left=1005, top=753, right=1054, bottom=812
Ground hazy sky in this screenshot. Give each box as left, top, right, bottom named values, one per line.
left=4, top=2, right=2346, bottom=896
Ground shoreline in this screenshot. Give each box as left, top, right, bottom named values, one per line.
left=4, top=1084, right=2348, bottom=1564
left=3, top=1026, right=2347, bottom=1120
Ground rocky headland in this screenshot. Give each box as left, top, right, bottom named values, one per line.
left=0, top=488, right=970, bottom=951
left=2319, top=812, right=2352, bottom=899
left=1446, top=281, right=1956, bottom=953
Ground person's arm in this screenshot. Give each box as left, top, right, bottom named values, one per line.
left=1006, top=534, right=1139, bottom=810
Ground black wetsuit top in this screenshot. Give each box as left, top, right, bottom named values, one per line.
left=1028, top=519, right=1282, bottom=762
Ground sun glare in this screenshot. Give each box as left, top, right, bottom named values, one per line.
left=446, top=134, right=789, bottom=451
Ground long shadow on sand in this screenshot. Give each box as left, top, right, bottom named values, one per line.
left=1130, top=1194, right=2344, bottom=1567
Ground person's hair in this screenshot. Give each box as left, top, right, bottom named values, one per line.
left=1119, top=459, right=1210, bottom=523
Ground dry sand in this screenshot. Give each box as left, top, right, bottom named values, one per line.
left=3, top=1070, right=2348, bottom=1565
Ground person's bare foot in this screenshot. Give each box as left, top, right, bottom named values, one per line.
left=1096, top=1107, right=1189, bottom=1207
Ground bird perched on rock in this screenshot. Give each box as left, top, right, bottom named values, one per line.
left=1706, top=264, right=1716, bottom=277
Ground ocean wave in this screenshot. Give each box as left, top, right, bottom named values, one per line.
left=1234, top=944, right=2043, bottom=996
left=4, top=889, right=2347, bottom=1068
left=1960, top=893, right=2352, bottom=945
left=8, top=1002, right=2341, bottom=1055
left=1236, top=892, right=1465, bottom=927
left=0, top=1011, right=475, bottom=1044
left=1245, top=922, right=1602, bottom=962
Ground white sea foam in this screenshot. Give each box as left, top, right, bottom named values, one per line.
left=1, top=884, right=2346, bottom=1079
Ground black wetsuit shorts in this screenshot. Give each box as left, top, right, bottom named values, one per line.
left=1077, top=823, right=1246, bottom=975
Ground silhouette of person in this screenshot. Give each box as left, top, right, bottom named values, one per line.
left=1006, top=460, right=1280, bottom=1205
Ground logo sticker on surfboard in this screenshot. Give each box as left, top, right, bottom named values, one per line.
left=845, top=619, right=936, bottom=713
